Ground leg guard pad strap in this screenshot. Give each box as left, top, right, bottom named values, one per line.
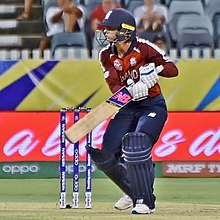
left=122, top=132, right=152, bottom=163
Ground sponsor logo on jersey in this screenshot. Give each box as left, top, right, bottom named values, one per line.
left=130, top=57, right=137, bottom=67
left=120, top=69, right=139, bottom=83
left=113, top=60, right=122, bottom=71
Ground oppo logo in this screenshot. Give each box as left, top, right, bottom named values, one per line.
left=66, top=164, right=95, bottom=174
left=2, top=164, right=39, bottom=174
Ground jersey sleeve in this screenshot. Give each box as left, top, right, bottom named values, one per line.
left=141, top=43, right=178, bottom=77
left=99, top=49, right=122, bottom=93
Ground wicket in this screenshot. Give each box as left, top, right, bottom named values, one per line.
left=59, top=107, right=92, bottom=209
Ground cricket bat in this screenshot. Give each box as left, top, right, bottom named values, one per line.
left=65, top=87, right=132, bottom=144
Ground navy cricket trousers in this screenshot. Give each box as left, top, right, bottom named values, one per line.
left=102, top=94, right=168, bottom=157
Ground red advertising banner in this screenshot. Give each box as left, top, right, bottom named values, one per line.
left=0, top=111, right=219, bottom=162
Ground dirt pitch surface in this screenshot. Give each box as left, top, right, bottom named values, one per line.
left=0, top=178, right=219, bottom=220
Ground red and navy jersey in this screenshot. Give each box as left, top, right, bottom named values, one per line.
left=98, top=37, right=178, bottom=97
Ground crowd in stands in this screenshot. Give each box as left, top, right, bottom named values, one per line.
left=133, top=0, right=167, bottom=33
left=38, top=0, right=84, bottom=56
left=15, top=0, right=220, bottom=57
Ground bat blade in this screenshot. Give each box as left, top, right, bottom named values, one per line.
left=65, top=87, right=132, bottom=143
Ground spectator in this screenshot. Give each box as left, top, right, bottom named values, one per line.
left=90, top=0, right=121, bottom=33
left=38, top=0, right=84, bottom=56
left=17, top=0, right=34, bottom=21
left=133, top=0, right=168, bottom=33
left=152, top=33, right=167, bottom=52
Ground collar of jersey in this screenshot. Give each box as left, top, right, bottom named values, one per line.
left=111, top=38, right=137, bottom=58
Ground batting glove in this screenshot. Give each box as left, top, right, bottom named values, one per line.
left=127, top=79, right=148, bottom=101
left=139, top=63, right=164, bottom=89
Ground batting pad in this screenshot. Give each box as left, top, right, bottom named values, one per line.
left=122, top=132, right=155, bottom=208
left=86, top=146, right=132, bottom=198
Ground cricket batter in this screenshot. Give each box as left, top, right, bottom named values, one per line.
left=86, top=8, right=178, bottom=214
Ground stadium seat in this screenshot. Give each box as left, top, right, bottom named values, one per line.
left=215, top=15, right=220, bottom=45
left=177, top=14, right=213, bottom=37
left=206, top=0, right=220, bottom=47
left=206, top=0, right=220, bottom=21
left=42, top=0, right=58, bottom=17
left=177, top=29, right=214, bottom=50
left=51, top=32, right=87, bottom=55
left=203, top=0, right=212, bottom=7
left=164, top=0, right=171, bottom=6
left=165, top=0, right=201, bottom=7
left=168, top=0, right=204, bottom=43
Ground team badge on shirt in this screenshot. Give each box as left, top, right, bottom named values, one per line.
left=113, top=60, right=122, bottom=71
left=130, top=57, right=137, bottom=67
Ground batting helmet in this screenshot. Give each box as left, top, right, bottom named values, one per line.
left=99, top=8, right=136, bottom=42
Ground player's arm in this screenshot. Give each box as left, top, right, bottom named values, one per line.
left=143, top=44, right=178, bottom=78
left=157, top=61, right=178, bottom=78
left=62, top=2, right=83, bottom=18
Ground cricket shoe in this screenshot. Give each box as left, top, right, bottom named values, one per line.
left=114, top=194, right=133, bottom=210
left=131, top=204, right=155, bottom=215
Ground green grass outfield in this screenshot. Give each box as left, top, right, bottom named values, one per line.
left=0, top=178, right=220, bottom=220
